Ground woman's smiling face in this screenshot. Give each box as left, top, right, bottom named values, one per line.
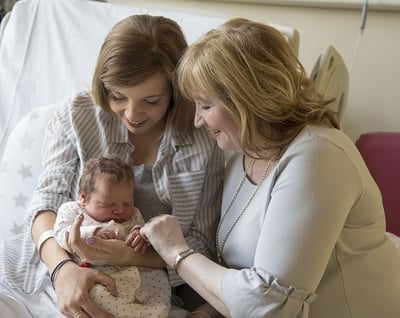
left=108, top=72, right=171, bottom=137
left=193, top=94, right=241, bottom=153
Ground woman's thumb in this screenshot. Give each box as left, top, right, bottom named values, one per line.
left=86, top=236, right=97, bottom=245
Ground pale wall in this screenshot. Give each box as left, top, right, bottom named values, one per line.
left=109, top=0, right=400, bottom=141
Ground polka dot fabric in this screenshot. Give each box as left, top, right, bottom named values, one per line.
left=90, top=265, right=170, bottom=318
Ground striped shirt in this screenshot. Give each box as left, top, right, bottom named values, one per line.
left=2, top=91, right=224, bottom=292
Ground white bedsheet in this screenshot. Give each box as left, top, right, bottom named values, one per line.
left=0, top=0, right=227, bottom=160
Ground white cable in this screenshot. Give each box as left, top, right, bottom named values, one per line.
left=349, top=32, right=363, bottom=74
left=349, top=0, right=368, bottom=74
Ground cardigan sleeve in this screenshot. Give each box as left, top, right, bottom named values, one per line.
left=222, top=267, right=317, bottom=318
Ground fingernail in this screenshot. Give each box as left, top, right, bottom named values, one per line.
left=86, top=237, right=95, bottom=245
left=112, top=288, right=118, bottom=297
left=76, top=213, right=83, bottom=220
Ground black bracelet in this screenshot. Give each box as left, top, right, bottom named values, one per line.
left=50, top=259, right=75, bottom=289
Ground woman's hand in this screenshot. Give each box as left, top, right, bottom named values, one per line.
left=140, top=214, right=189, bottom=267
left=69, top=214, right=165, bottom=268
left=67, top=214, right=135, bottom=265
left=54, top=261, right=117, bottom=318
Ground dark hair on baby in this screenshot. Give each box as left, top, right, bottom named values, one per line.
left=79, top=157, right=134, bottom=198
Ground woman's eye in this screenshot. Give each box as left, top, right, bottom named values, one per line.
left=196, top=100, right=212, bottom=111
left=200, top=104, right=211, bottom=110
left=109, top=93, right=126, bottom=102
left=145, top=98, right=160, bottom=105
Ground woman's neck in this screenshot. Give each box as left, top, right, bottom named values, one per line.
left=244, top=155, right=275, bottom=185
left=129, top=121, right=166, bottom=165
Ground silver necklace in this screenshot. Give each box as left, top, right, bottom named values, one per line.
left=216, top=156, right=271, bottom=263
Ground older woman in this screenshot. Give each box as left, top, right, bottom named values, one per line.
left=134, top=18, right=400, bottom=318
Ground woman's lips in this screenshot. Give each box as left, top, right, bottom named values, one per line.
left=127, top=118, right=146, bottom=128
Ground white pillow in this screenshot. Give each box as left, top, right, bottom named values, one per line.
left=0, top=105, right=55, bottom=242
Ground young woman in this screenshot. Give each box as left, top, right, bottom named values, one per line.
left=0, top=15, right=224, bottom=318
left=135, top=18, right=400, bottom=318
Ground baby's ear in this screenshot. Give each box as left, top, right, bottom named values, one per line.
left=79, top=192, right=87, bottom=205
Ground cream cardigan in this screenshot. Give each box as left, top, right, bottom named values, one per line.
left=219, top=126, right=400, bottom=318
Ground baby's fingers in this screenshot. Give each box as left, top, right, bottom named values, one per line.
left=132, top=238, right=149, bottom=254
left=124, top=234, right=135, bottom=246
left=139, top=241, right=150, bottom=254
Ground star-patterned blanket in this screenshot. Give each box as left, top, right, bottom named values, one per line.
left=0, top=105, right=55, bottom=241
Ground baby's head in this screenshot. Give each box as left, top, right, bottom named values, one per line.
left=79, top=157, right=135, bottom=223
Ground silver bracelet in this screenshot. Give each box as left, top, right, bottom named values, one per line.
left=37, top=229, right=54, bottom=257
left=173, top=248, right=196, bottom=272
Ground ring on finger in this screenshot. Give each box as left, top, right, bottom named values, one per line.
left=74, top=309, right=84, bottom=317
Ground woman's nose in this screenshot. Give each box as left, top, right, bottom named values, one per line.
left=125, top=101, right=140, bottom=118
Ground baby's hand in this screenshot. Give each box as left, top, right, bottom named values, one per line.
left=125, top=225, right=149, bottom=254
left=94, top=228, right=117, bottom=240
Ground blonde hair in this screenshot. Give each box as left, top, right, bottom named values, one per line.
left=177, top=18, right=338, bottom=161
left=92, top=14, right=194, bottom=131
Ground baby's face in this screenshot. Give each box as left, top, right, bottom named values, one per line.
left=82, top=174, right=135, bottom=223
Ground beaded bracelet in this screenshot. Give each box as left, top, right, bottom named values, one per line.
left=50, top=259, right=75, bottom=289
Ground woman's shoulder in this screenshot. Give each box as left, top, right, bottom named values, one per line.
left=291, top=125, right=354, bottom=152
left=54, top=91, right=97, bottom=115
left=52, top=91, right=117, bottom=130
left=52, top=91, right=95, bottom=122
left=283, top=125, right=363, bottom=170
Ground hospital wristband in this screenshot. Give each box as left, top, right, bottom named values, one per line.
left=37, top=229, right=54, bottom=258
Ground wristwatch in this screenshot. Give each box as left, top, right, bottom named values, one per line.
left=173, top=248, right=196, bottom=272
